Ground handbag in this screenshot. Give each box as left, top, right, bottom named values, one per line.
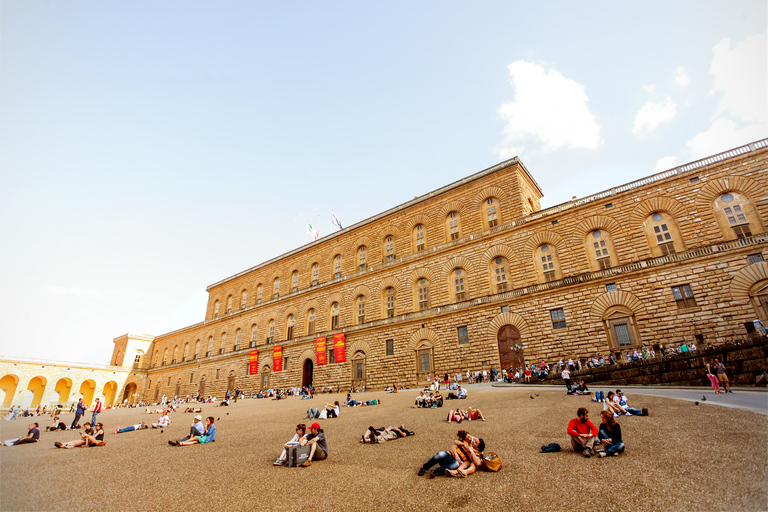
left=483, top=452, right=502, bottom=472
left=318, top=409, right=328, bottom=419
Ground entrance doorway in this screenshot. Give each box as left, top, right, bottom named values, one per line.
left=497, top=325, right=524, bottom=370
left=351, top=351, right=366, bottom=390
left=302, top=359, right=313, bottom=388
left=227, top=371, right=236, bottom=393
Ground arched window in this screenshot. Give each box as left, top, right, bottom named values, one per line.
left=493, top=257, right=508, bottom=292
left=256, top=284, right=263, bottom=304
left=195, top=340, right=200, bottom=359
left=330, top=302, right=340, bottom=330
left=172, top=345, right=178, bottom=364
left=220, top=333, right=227, bottom=354
left=534, top=244, right=562, bottom=283
left=417, top=279, right=430, bottom=310
left=207, top=337, right=213, bottom=357
left=446, top=211, right=461, bottom=241
left=451, top=269, right=467, bottom=302
left=241, top=289, right=247, bottom=309
left=235, top=328, right=241, bottom=350
left=213, top=300, right=220, bottom=318
left=587, top=230, right=618, bottom=271
left=183, top=343, right=189, bottom=361
left=357, top=246, right=367, bottom=271
left=713, top=192, right=763, bottom=240
left=251, top=324, right=258, bottom=342
left=385, top=287, right=395, bottom=318
left=162, top=348, right=168, bottom=366
left=333, top=255, right=342, bottom=279
left=644, top=212, right=685, bottom=256
left=273, top=278, right=280, bottom=299
left=286, top=315, right=294, bottom=340
left=268, top=320, right=275, bottom=343
left=413, top=224, right=425, bottom=252
left=311, top=263, right=319, bottom=286
left=291, top=271, right=299, bottom=293
left=383, top=236, right=395, bottom=262
left=307, top=309, right=316, bottom=335
left=226, top=295, right=233, bottom=314
left=357, top=295, right=366, bottom=324
left=483, top=197, right=501, bottom=229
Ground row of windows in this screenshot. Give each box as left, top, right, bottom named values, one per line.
left=211, top=192, right=762, bottom=317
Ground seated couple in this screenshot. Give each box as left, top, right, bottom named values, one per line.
left=417, top=430, right=485, bottom=477
left=602, top=391, right=646, bottom=416
left=55, top=422, right=106, bottom=448
left=306, top=401, right=340, bottom=419
left=273, top=422, right=327, bottom=467
left=446, top=407, right=485, bottom=422
left=567, top=408, right=624, bottom=458
left=360, top=424, right=414, bottom=443
left=169, top=416, right=216, bottom=446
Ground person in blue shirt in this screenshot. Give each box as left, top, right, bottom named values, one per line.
left=176, top=417, right=215, bottom=446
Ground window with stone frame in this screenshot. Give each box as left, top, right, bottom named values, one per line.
left=226, top=295, right=233, bottom=314
left=414, top=224, right=425, bottom=251
left=286, top=315, right=294, bottom=340
left=331, top=302, right=339, bottom=330
left=452, top=269, right=466, bottom=302
left=418, top=279, right=429, bottom=310
left=357, top=246, right=367, bottom=270
left=311, top=263, right=319, bottom=286
left=591, top=230, right=612, bottom=269
left=385, top=287, right=395, bottom=318
left=273, top=278, right=280, bottom=299
left=267, top=320, right=275, bottom=343
left=327, top=347, right=335, bottom=364
left=207, top=337, right=213, bottom=357
left=251, top=324, right=258, bottom=342
left=384, top=236, right=395, bottom=262
left=357, top=296, right=365, bottom=324
left=485, top=198, right=499, bottom=228
left=257, top=284, right=263, bottom=304
left=220, top=333, right=226, bottom=354
left=650, top=212, right=676, bottom=255
left=307, top=309, right=316, bottom=335
left=195, top=341, right=200, bottom=358
left=457, top=326, right=469, bottom=345
left=720, top=193, right=753, bottom=239
left=235, top=329, right=241, bottom=350
left=748, top=253, right=764, bottom=264
left=493, top=257, right=508, bottom=292
left=291, top=271, right=299, bottom=293
left=214, top=300, right=219, bottom=318
left=241, top=290, right=247, bottom=309
left=536, top=244, right=558, bottom=282
left=550, top=308, right=566, bottom=329
left=447, top=211, right=460, bottom=240
left=671, top=284, right=697, bottom=309
left=334, top=255, right=342, bottom=278
left=386, top=339, right=394, bottom=356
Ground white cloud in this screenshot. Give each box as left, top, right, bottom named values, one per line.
left=643, top=84, right=656, bottom=93
left=655, top=156, right=678, bottom=172
left=632, top=96, right=678, bottom=138
left=495, top=61, right=602, bottom=159
left=710, top=31, right=767, bottom=124
left=686, top=118, right=767, bottom=159
left=44, top=286, right=102, bottom=298
left=673, top=66, right=689, bottom=88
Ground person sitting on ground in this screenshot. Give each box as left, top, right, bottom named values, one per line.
left=173, top=417, right=216, bottom=446
left=573, top=381, right=589, bottom=395
left=417, top=430, right=481, bottom=477
left=344, top=393, right=359, bottom=407
left=361, top=424, right=414, bottom=443
left=83, top=422, right=106, bottom=447
left=457, top=386, right=467, bottom=399
left=55, top=423, right=93, bottom=448
left=145, top=407, right=163, bottom=414
left=152, top=410, right=170, bottom=429
left=603, top=391, right=630, bottom=417
left=433, top=390, right=443, bottom=408
left=413, top=392, right=426, bottom=408
left=274, top=424, right=307, bottom=465
left=299, top=423, right=327, bottom=466
left=3, top=422, right=41, bottom=446
left=170, top=415, right=206, bottom=446
left=46, top=416, right=67, bottom=431
left=595, top=410, right=624, bottom=457
left=115, top=422, right=149, bottom=434
left=567, top=407, right=598, bottom=457
left=614, top=390, right=646, bottom=416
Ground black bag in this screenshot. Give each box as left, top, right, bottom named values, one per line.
left=287, top=444, right=312, bottom=467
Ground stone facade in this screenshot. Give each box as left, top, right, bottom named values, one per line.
left=3, top=140, right=767, bottom=406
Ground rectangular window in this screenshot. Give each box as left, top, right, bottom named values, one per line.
left=598, top=258, right=611, bottom=270
left=386, top=339, right=394, bottom=356
left=550, top=308, right=566, bottom=329
left=328, top=348, right=335, bottom=364
left=614, top=323, right=632, bottom=346
left=354, top=361, right=364, bottom=380
left=733, top=225, right=752, bottom=239
left=457, top=326, right=469, bottom=345
left=331, top=316, right=339, bottom=330
left=287, top=326, right=293, bottom=340
left=307, top=321, right=315, bottom=335
left=748, top=253, right=764, bottom=264
left=672, top=284, right=697, bottom=309
left=190, top=373, right=194, bottom=383
left=544, top=270, right=556, bottom=282
left=216, top=369, right=220, bottom=380
left=606, top=283, right=617, bottom=292
left=418, top=350, right=431, bottom=373
left=283, top=357, right=288, bottom=370
left=659, top=242, right=676, bottom=255
left=455, top=292, right=465, bottom=301
left=500, top=305, right=508, bottom=313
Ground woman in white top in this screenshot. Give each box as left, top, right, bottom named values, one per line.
left=152, top=410, right=170, bottom=428
left=274, top=424, right=307, bottom=465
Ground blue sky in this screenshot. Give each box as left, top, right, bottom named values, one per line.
left=1, top=1, right=766, bottom=364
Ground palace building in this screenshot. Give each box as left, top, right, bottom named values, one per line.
left=2, top=140, right=767, bottom=408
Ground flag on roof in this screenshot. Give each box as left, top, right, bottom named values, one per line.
left=307, top=222, right=318, bottom=241
left=331, top=212, right=343, bottom=230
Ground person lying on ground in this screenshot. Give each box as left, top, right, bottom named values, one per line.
left=306, top=401, right=340, bottom=419
left=274, top=424, right=307, bottom=465
left=46, top=416, right=67, bottom=431
left=184, top=406, right=202, bottom=413
left=172, top=417, right=216, bottom=446
left=55, top=423, right=93, bottom=448
left=360, top=424, right=414, bottom=443
left=299, top=422, right=327, bottom=466
left=151, top=410, right=170, bottom=429
left=115, top=422, right=149, bottom=434
left=145, top=408, right=164, bottom=414
left=3, top=422, right=41, bottom=446
left=446, top=434, right=485, bottom=477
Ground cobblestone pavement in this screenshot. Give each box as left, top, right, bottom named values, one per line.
left=1, top=385, right=766, bottom=512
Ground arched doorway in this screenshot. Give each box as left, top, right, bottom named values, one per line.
left=122, top=382, right=138, bottom=406
left=79, top=380, right=96, bottom=406
left=227, top=371, right=236, bottom=393
left=102, top=381, right=118, bottom=407
left=302, top=359, right=313, bottom=388
left=198, top=377, right=206, bottom=397
left=261, top=365, right=271, bottom=389
left=351, top=351, right=366, bottom=390
left=415, top=342, right=433, bottom=386
left=497, top=325, right=524, bottom=370
left=0, top=375, right=19, bottom=408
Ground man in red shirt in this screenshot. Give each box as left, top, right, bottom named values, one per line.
left=567, top=407, right=598, bottom=457
left=91, top=398, right=102, bottom=426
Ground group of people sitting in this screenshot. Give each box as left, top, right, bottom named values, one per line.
left=360, top=424, right=414, bottom=443
left=446, top=407, right=485, bottom=422
left=413, top=391, right=443, bottom=408
left=567, top=407, right=624, bottom=458
left=592, top=390, right=648, bottom=417
left=53, top=422, right=106, bottom=448
left=273, top=422, right=327, bottom=467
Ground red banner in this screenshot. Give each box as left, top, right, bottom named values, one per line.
left=273, top=345, right=283, bottom=372
left=249, top=350, right=258, bottom=375
left=333, top=333, right=346, bottom=363
left=316, top=337, right=327, bottom=365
